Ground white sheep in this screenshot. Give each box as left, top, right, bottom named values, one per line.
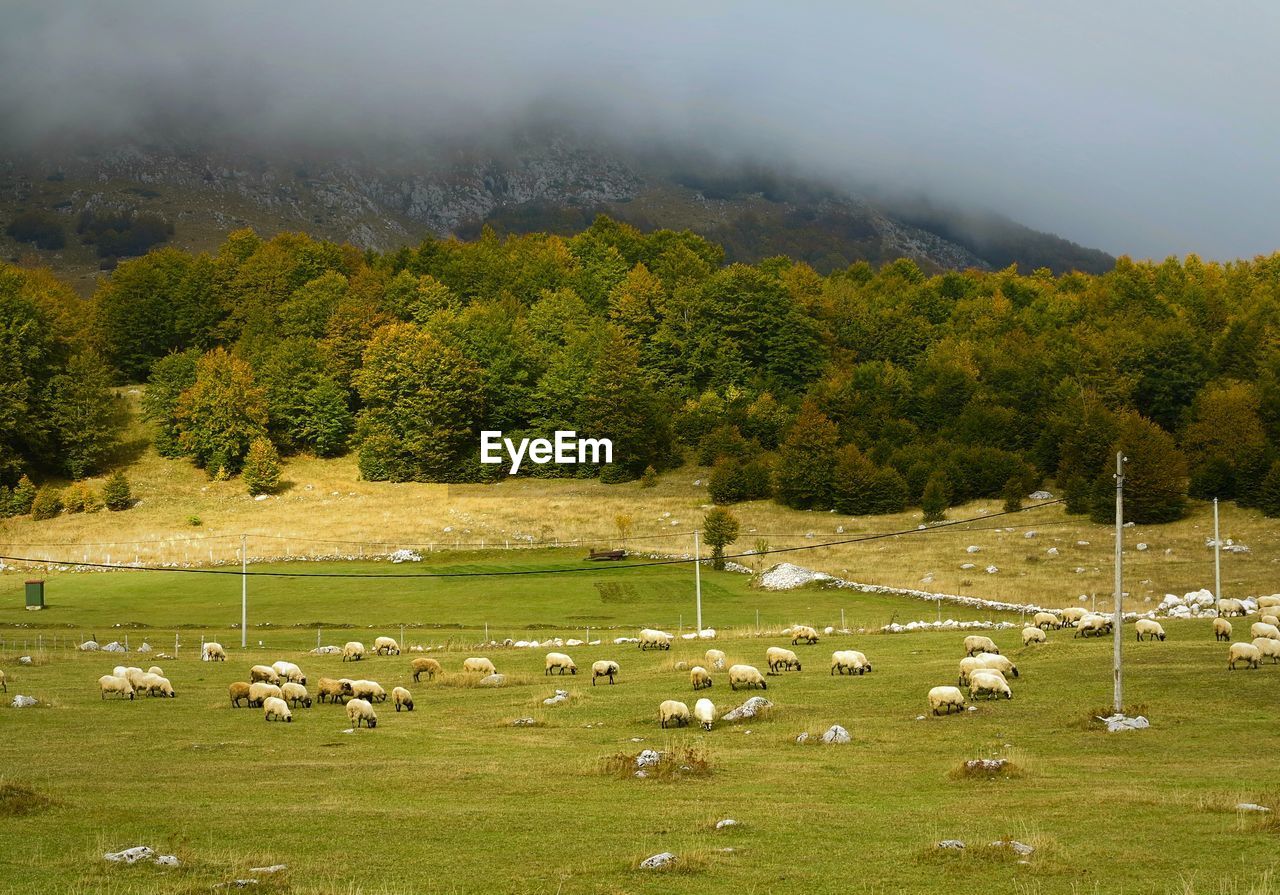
left=271, top=661, right=306, bottom=684
left=1214, top=618, right=1232, bottom=642
left=250, top=664, right=281, bottom=685
left=281, top=682, right=311, bottom=707
left=202, top=642, right=226, bottom=661
left=248, top=681, right=283, bottom=707
left=1134, top=619, right=1166, bottom=642
left=98, top=674, right=134, bottom=700
left=963, top=635, right=999, bottom=656
left=1022, top=627, right=1046, bottom=646
left=1259, top=595, right=1280, bottom=610
left=1261, top=614, right=1280, bottom=628
left=122, top=667, right=147, bottom=690
left=831, top=650, right=871, bottom=675
left=462, top=657, right=496, bottom=675
left=342, top=641, right=365, bottom=662
left=791, top=625, right=819, bottom=645
left=1217, top=598, right=1246, bottom=618
left=137, top=672, right=176, bottom=698
left=1059, top=606, right=1087, bottom=627
left=1033, top=611, right=1061, bottom=630
left=1250, top=622, right=1280, bottom=641
left=639, top=629, right=673, bottom=651
left=728, top=664, right=767, bottom=691
left=694, top=697, right=716, bottom=731
left=969, top=670, right=1012, bottom=700
left=591, top=660, right=619, bottom=685
left=146, top=665, right=164, bottom=677
left=263, top=695, right=292, bottom=722
left=411, top=657, right=441, bottom=681
left=1251, top=637, right=1280, bottom=665
left=973, top=652, right=1018, bottom=678
left=373, top=636, right=401, bottom=656
left=1228, top=642, right=1261, bottom=670
left=349, top=680, right=386, bottom=702
left=765, top=646, right=801, bottom=674
left=347, top=698, right=378, bottom=728
left=1074, top=615, right=1112, bottom=638
left=690, top=666, right=712, bottom=690
left=928, top=685, right=966, bottom=715
left=544, top=652, right=577, bottom=675
left=659, top=699, right=691, bottom=728
left=392, top=686, right=414, bottom=712
left=704, top=648, right=727, bottom=671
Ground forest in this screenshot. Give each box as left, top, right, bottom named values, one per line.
left=2, top=216, right=1280, bottom=524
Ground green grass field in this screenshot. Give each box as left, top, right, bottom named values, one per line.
left=1, top=553, right=1278, bottom=894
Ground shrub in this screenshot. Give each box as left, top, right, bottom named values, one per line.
left=62, top=482, right=100, bottom=514
left=101, top=471, right=132, bottom=511
left=1259, top=461, right=1280, bottom=518
left=10, top=475, right=36, bottom=515
left=922, top=471, right=952, bottom=522
left=30, top=487, right=63, bottom=521
left=702, top=507, right=740, bottom=571
left=639, top=465, right=658, bottom=488
left=1002, top=476, right=1023, bottom=513
left=186, top=515, right=202, bottom=527
left=242, top=437, right=281, bottom=496
left=708, top=455, right=772, bottom=504
left=5, top=210, right=66, bottom=250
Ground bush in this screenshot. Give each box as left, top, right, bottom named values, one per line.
left=1002, top=476, right=1023, bottom=513
left=186, top=515, right=202, bottom=527
left=30, top=487, right=63, bottom=521
left=639, top=465, right=658, bottom=488
left=10, top=475, right=35, bottom=515
left=242, top=437, right=281, bottom=496
left=1259, top=461, right=1280, bottom=518
left=6, top=210, right=66, bottom=250
left=101, top=471, right=132, bottom=511
left=708, top=455, right=772, bottom=505
left=921, top=471, right=952, bottom=523
left=62, top=482, right=101, bottom=513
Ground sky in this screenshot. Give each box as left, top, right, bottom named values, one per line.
left=1, top=1, right=1277, bottom=259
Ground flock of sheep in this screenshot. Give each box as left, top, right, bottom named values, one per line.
left=83, top=595, right=1280, bottom=732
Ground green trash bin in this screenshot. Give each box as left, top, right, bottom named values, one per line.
left=25, top=579, right=44, bottom=610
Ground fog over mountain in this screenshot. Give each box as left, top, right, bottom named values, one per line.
left=2, top=1, right=1277, bottom=260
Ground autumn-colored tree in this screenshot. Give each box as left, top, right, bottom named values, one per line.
left=774, top=401, right=839, bottom=510
left=242, top=437, right=282, bottom=495
left=1091, top=411, right=1189, bottom=524
left=175, top=347, right=270, bottom=475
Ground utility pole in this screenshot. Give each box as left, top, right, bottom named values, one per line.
left=240, top=534, right=248, bottom=650
left=1213, top=497, right=1222, bottom=601
left=693, top=529, right=703, bottom=637
left=1112, top=452, right=1125, bottom=714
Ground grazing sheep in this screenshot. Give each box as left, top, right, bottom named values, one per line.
left=1023, top=626, right=1046, bottom=646
left=1214, top=618, right=1233, bottom=642
left=969, top=670, right=1013, bottom=700
left=316, top=677, right=352, bottom=703
left=281, top=682, right=311, bottom=708
left=963, top=635, right=999, bottom=657
left=411, top=657, right=441, bottom=682
left=544, top=652, right=577, bottom=675
left=373, top=636, right=401, bottom=656
left=342, top=641, right=365, bottom=662
left=1217, top=599, right=1246, bottom=618
left=1251, top=637, right=1280, bottom=665
left=690, top=666, right=712, bottom=690
left=1228, top=642, right=1262, bottom=670
left=704, top=649, right=727, bottom=671
left=591, top=660, right=619, bottom=686
left=263, top=696, right=292, bottom=722
left=790, top=625, right=819, bottom=645
left=392, top=686, right=414, bottom=712
left=728, top=664, right=767, bottom=691
left=973, top=652, right=1018, bottom=678
left=694, top=697, right=716, bottom=731
left=957, top=657, right=984, bottom=687
left=928, top=685, right=966, bottom=715
left=1074, top=615, right=1113, bottom=638
left=346, top=697, right=377, bottom=728
left=248, top=682, right=283, bottom=707
left=1258, top=595, right=1280, bottom=611
left=462, top=657, right=496, bottom=675
left=349, top=680, right=386, bottom=703
left=113, top=665, right=128, bottom=678
left=1262, top=615, right=1280, bottom=628
left=659, top=699, right=691, bottom=728
left=639, top=629, right=673, bottom=651
left=146, top=665, right=164, bottom=677
left=1033, top=611, right=1061, bottom=630
left=122, top=667, right=148, bottom=690
left=1059, top=606, right=1087, bottom=627
left=271, top=661, right=306, bottom=685
left=228, top=681, right=251, bottom=707
left=202, top=642, right=226, bottom=661
left=98, top=674, right=134, bottom=700
left=1135, top=619, right=1166, bottom=642
left=137, top=672, right=176, bottom=698
left=1251, top=622, right=1280, bottom=641
left=250, top=665, right=281, bottom=685
left=765, top=647, right=801, bottom=674
left=831, top=650, right=871, bottom=675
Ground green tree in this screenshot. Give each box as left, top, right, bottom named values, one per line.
left=175, top=347, right=270, bottom=475
left=1091, top=412, right=1189, bottom=524
left=45, top=351, right=121, bottom=478
left=702, top=506, right=741, bottom=571
left=774, top=401, right=839, bottom=509
left=143, top=349, right=200, bottom=458
left=101, top=471, right=132, bottom=511
left=1002, top=476, right=1024, bottom=513
left=242, top=437, right=282, bottom=495
left=708, top=455, right=772, bottom=505
left=30, top=486, right=62, bottom=520
left=1257, top=461, right=1280, bottom=518
left=832, top=444, right=877, bottom=515
left=581, top=328, right=672, bottom=482
left=11, top=475, right=36, bottom=515
left=921, top=470, right=952, bottom=522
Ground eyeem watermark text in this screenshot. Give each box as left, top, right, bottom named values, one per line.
left=480, top=430, right=613, bottom=475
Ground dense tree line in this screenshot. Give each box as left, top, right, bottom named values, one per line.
left=4, top=216, right=1280, bottom=523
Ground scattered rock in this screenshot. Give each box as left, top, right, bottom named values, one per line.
left=937, top=840, right=966, bottom=849
left=1098, top=713, right=1149, bottom=732
left=1237, top=803, right=1272, bottom=814
left=253, top=494, right=269, bottom=502
left=512, top=718, right=537, bottom=727
left=1077, top=540, right=1090, bottom=547
left=639, top=852, right=677, bottom=870
left=1029, top=490, right=1053, bottom=500
left=715, top=818, right=737, bottom=830
left=795, top=732, right=810, bottom=744
left=477, top=674, right=506, bottom=688
left=723, top=696, right=773, bottom=722
left=820, top=724, right=851, bottom=744
left=247, top=864, right=287, bottom=874
left=543, top=690, right=569, bottom=706
left=673, top=661, right=689, bottom=671
left=389, top=549, right=422, bottom=563
left=915, top=714, right=926, bottom=721
left=985, top=566, right=999, bottom=574
left=1136, top=543, right=1148, bottom=551
left=105, top=846, right=155, bottom=863
left=966, top=545, right=981, bottom=554
left=960, top=563, right=976, bottom=570
left=964, top=758, right=1007, bottom=773
left=11, top=694, right=37, bottom=707
left=136, top=642, right=152, bottom=653
left=759, top=562, right=832, bottom=590
left=17, top=656, right=32, bottom=665
left=630, top=736, right=645, bottom=743
left=1024, top=531, right=1036, bottom=539
left=990, top=839, right=1035, bottom=856
left=79, top=640, right=100, bottom=651
left=155, top=855, right=179, bottom=867
left=1046, top=547, right=1059, bottom=556
left=635, top=749, right=661, bottom=768
left=102, top=642, right=125, bottom=653
left=310, top=645, right=341, bottom=655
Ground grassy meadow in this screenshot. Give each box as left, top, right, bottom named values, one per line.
left=1, top=554, right=1279, bottom=895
